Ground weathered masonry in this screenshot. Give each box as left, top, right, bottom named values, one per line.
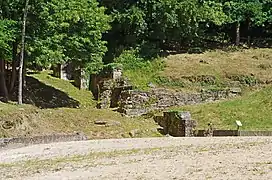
left=53, top=64, right=242, bottom=116
left=118, top=88, right=241, bottom=116
left=155, top=111, right=197, bottom=137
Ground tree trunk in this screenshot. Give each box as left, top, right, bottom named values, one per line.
left=18, top=0, right=29, bottom=105
left=235, top=21, right=240, bottom=46
left=9, top=42, right=18, bottom=93
left=247, top=19, right=251, bottom=47
left=0, top=59, right=9, bottom=102
left=23, top=59, right=27, bottom=87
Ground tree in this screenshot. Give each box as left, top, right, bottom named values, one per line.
left=28, top=0, right=111, bottom=74
left=0, top=0, right=25, bottom=97
left=0, top=19, right=16, bottom=101
left=222, top=0, right=267, bottom=45
left=100, top=0, right=228, bottom=61
left=1, top=0, right=110, bottom=102
left=18, top=0, right=29, bottom=105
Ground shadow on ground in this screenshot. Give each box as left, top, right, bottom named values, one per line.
left=10, top=76, right=80, bottom=109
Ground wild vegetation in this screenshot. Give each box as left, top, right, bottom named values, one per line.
left=0, top=0, right=271, bottom=137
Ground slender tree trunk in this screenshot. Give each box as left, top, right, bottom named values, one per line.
left=247, top=19, right=251, bottom=47
left=9, top=42, right=18, bottom=93
left=235, top=21, right=240, bottom=46
left=23, top=59, right=27, bottom=87
left=18, top=0, right=29, bottom=105
left=0, top=60, right=9, bottom=102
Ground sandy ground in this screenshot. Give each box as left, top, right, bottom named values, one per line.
left=0, top=137, right=272, bottom=180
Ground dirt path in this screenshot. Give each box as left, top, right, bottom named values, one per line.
left=1, top=137, right=272, bottom=180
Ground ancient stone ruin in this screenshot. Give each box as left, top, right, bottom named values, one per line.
left=53, top=63, right=242, bottom=117
left=118, top=88, right=241, bottom=117
left=90, top=66, right=132, bottom=109
left=52, top=62, right=90, bottom=90
left=155, top=111, right=197, bottom=137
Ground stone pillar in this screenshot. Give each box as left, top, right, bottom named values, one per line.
left=52, top=62, right=73, bottom=80
left=112, top=68, right=122, bottom=80
left=97, top=80, right=114, bottom=109
left=178, top=112, right=197, bottom=137
left=98, top=89, right=112, bottom=109
left=73, top=67, right=90, bottom=90
left=162, top=111, right=196, bottom=137
left=79, top=69, right=89, bottom=90
left=60, top=62, right=73, bottom=80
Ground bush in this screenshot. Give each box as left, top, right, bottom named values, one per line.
left=114, top=49, right=165, bottom=90
left=114, top=49, right=146, bottom=70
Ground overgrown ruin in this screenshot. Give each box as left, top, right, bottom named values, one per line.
left=87, top=67, right=242, bottom=116
left=52, top=62, right=90, bottom=90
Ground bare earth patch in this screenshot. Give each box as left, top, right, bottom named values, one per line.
left=0, top=137, right=271, bottom=180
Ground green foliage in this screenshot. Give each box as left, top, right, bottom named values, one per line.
left=114, top=49, right=146, bottom=70
left=101, top=0, right=231, bottom=61
left=0, top=19, right=16, bottom=59
left=115, top=49, right=165, bottom=89
left=155, top=76, right=185, bottom=88
left=28, top=0, right=111, bottom=73
left=223, top=0, right=266, bottom=25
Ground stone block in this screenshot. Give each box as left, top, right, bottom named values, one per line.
left=156, top=111, right=197, bottom=137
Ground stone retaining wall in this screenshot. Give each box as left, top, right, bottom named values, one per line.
left=0, top=132, right=88, bottom=149
left=119, top=88, right=241, bottom=116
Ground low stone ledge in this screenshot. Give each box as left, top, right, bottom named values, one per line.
left=239, top=131, right=272, bottom=136
left=0, top=132, right=88, bottom=149
left=195, top=130, right=272, bottom=137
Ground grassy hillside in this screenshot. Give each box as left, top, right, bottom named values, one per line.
left=169, top=86, right=272, bottom=130
left=0, top=72, right=161, bottom=138
left=163, top=48, right=272, bottom=82
left=1, top=48, right=272, bottom=138
left=125, top=48, right=272, bottom=91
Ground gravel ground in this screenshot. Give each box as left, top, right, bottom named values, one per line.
left=0, top=137, right=272, bottom=180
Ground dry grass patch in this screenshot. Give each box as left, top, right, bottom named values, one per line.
left=161, top=48, right=272, bottom=91
left=163, top=48, right=272, bottom=81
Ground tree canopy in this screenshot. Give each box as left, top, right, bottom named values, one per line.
left=0, top=0, right=271, bottom=101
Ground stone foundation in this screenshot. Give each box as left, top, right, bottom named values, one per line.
left=155, top=111, right=196, bottom=137
left=119, top=88, right=240, bottom=116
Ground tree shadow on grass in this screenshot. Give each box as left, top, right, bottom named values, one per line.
left=10, top=76, right=80, bottom=109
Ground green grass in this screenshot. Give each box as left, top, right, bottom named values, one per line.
left=123, top=60, right=165, bottom=90
left=30, top=71, right=95, bottom=107
left=1, top=48, right=272, bottom=138
left=169, top=86, right=272, bottom=130
left=0, top=71, right=161, bottom=138
left=123, top=48, right=272, bottom=91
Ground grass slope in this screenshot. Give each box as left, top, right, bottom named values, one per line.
left=1, top=48, right=272, bottom=137
left=125, top=48, right=272, bottom=91
left=31, top=72, right=95, bottom=108
left=170, top=86, right=272, bottom=130
left=163, top=48, right=272, bottom=82
left=0, top=72, right=160, bottom=138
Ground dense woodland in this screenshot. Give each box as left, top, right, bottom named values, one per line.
left=0, top=0, right=272, bottom=103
